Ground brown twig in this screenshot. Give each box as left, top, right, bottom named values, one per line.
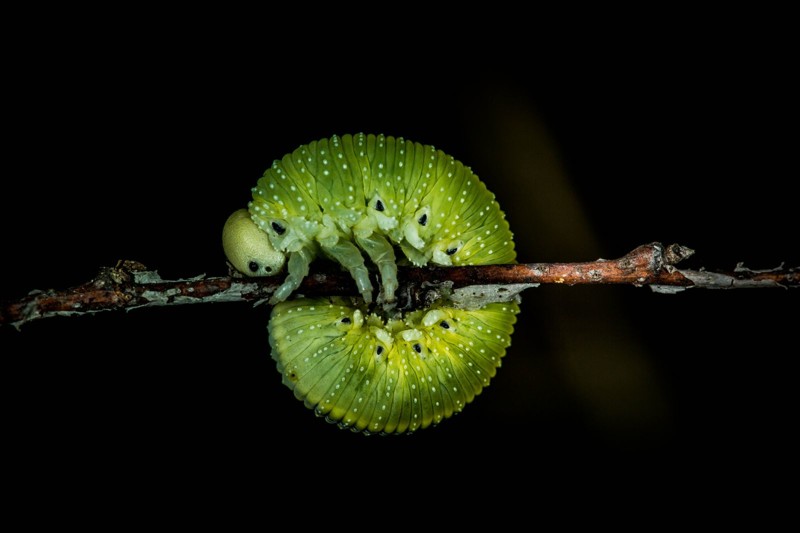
left=1, top=242, right=796, bottom=328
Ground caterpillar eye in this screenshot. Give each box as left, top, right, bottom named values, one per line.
left=418, top=213, right=428, bottom=226
left=375, top=199, right=385, bottom=212
left=413, top=343, right=422, bottom=353
left=340, top=317, right=351, bottom=324
left=271, top=221, right=286, bottom=235
left=445, top=247, right=458, bottom=255
left=376, top=345, right=384, bottom=355
left=248, top=261, right=273, bottom=273
left=440, top=320, right=450, bottom=329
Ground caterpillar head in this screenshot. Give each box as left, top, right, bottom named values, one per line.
left=223, top=209, right=286, bottom=276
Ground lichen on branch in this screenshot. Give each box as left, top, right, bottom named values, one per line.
left=1, top=242, right=796, bottom=328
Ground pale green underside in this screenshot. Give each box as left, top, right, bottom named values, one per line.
left=269, top=297, right=520, bottom=434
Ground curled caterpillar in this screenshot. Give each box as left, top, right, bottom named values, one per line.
left=223, top=133, right=519, bottom=433
left=223, top=133, right=515, bottom=304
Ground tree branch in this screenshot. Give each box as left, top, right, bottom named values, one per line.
left=1, top=242, right=796, bottom=328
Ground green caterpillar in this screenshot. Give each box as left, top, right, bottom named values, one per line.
left=223, top=133, right=519, bottom=434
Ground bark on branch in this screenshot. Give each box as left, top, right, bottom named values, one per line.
left=1, top=242, right=796, bottom=328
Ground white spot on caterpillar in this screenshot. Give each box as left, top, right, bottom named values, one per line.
left=256, top=135, right=516, bottom=433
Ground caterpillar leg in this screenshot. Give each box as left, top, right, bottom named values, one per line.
left=270, top=246, right=315, bottom=304
left=355, top=233, right=398, bottom=302
left=322, top=240, right=374, bottom=304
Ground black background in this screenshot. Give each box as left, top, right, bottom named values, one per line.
left=1, top=25, right=797, bottom=498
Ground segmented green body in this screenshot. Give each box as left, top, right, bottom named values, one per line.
left=269, top=298, right=518, bottom=434
left=240, top=133, right=518, bottom=434
left=249, top=133, right=515, bottom=270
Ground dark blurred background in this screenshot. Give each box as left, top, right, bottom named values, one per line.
left=1, top=27, right=797, bottom=492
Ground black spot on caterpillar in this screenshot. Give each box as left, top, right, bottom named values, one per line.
left=224, top=133, right=519, bottom=434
